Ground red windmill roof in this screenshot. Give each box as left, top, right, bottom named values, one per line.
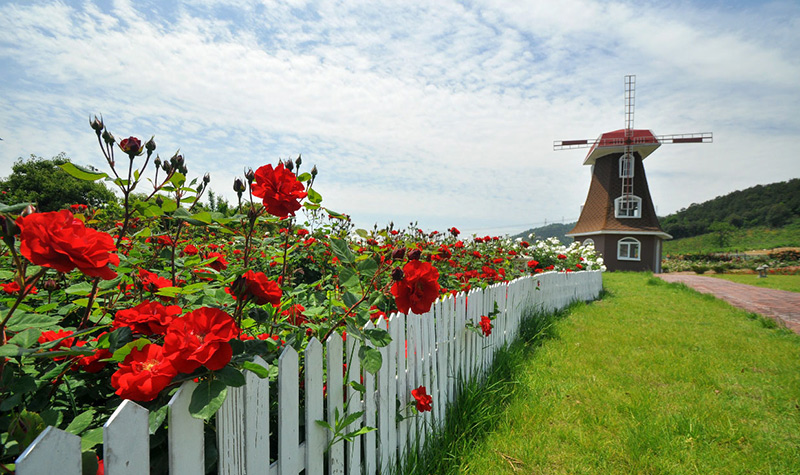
left=583, top=129, right=661, bottom=165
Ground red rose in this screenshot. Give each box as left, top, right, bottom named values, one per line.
left=163, top=307, right=239, bottom=374
left=111, top=343, right=177, bottom=401
left=182, top=244, right=199, bottom=255
left=119, top=136, right=143, bottom=156
left=205, top=251, right=228, bottom=271
left=411, top=385, right=432, bottom=412
left=38, top=329, right=75, bottom=361
left=391, top=260, right=440, bottom=315
left=229, top=270, right=282, bottom=306
left=16, top=210, right=119, bottom=280
left=281, top=304, right=306, bottom=326
left=114, top=300, right=182, bottom=335
left=251, top=162, right=307, bottom=218
left=138, top=268, right=172, bottom=293
left=526, top=260, right=539, bottom=269
left=557, top=254, right=567, bottom=259
left=479, top=315, right=493, bottom=336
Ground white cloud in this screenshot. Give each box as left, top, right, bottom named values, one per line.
left=1, top=0, right=798, bottom=235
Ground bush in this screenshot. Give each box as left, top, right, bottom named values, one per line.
left=691, top=264, right=710, bottom=274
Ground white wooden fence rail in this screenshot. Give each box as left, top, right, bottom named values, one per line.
left=16, top=270, right=602, bottom=474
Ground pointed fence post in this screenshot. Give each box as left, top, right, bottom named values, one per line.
left=104, top=399, right=149, bottom=474
left=16, top=426, right=81, bottom=475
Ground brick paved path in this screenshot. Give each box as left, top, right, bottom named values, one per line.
left=656, top=274, right=800, bottom=334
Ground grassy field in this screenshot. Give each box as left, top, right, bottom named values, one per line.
left=708, top=273, right=800, bottom=293
left=408, top=273, right=800, bottom=474
left=662, top=219, right=800, bottom=255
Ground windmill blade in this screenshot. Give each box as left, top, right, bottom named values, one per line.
left=553, top=139, right=598, bottom=150
left=655, top=132, right=713, bottom=144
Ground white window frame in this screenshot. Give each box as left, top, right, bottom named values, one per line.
left=582, top=238, right=595, bottom=248
left=617, top=237, right=641, bottom=261
left=619, top=153, right=634, bottom=178
left=614, top=195, right=642, bottom=218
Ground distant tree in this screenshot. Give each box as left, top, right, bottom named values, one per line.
left=766, top=203, right=791, bottom=228
left=709, top=221, right=735, bottom=248
left=0, top=154, right=117, bottom=211
left=207, top=189, right=233, bottom=216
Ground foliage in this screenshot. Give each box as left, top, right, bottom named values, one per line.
left=512, top=222, right=575, bottom=245
left=0, top=117, right=603, bottom=472
left=708, top=274, right=800, bottom=293
left=660, top=178, right=800, bottom=239
left=445, top=273, right=800, bottom=474
left=663, top=218, right=800, bottom=255
left=0, top=154, right=118, bottom=212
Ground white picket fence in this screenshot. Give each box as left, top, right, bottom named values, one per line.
left=16, top=270, right=602, bottom=474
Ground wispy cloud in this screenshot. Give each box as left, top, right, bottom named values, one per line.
left=1, top=0, right=798, bottom=234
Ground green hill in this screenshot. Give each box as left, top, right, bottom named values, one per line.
left=660, top=178, right=800, bottom=239
left=511, top=222, right=575, bottom=244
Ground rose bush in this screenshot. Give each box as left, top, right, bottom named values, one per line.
left=0, top=118, right=603, bottom=472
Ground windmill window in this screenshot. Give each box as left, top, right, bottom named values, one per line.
left=614, top=195, right=642, bottom=218
left=619, top=154, right=634, bottom=178
left=618, top=237, right=641, bottom=261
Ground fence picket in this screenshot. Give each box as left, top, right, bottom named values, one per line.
left=16, top=272, right=602, bottom=475
left=305, top=339, right=325, bottom=475
left=16, top=426, right=81, bottom=475
left=168, top=381, right=204, bottom=474
left=104, top=399, right=149, bottom=474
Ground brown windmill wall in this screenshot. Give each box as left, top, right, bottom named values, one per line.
left=569, top=152, right=668, bottom=272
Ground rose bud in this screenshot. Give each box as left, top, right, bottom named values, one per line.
left=233, top=178, right=246, bottom=194
left=407, top=249, right=421, bottom=261
left=284, top=159, right=294, bottom=171
left=245, top=168, right=255, bottom=183
left=203, top=173, right=211, bottom=184
left=311, top=165, right=318, bottom=177
left=391, top=267, right=404, bottom=281
left=230, top=274, right=249, bottom=300
left=21, top=204, right=37, bottom=217
left=145, top=136, right=156, bottom=154
left=391, top=247, right=406, bottom=261
left=155, top=196, right=164, bottom=207
left=102, top=130, right=115, bottom=145
left=154, top=155, right=162, bottom=168
left=90, top=115, right=104, bottom=134
left=119, top=137, right=144, bottom=159
left=43, top=279, right=59, bottom=292
left=295, top=154, right=302, bottom=167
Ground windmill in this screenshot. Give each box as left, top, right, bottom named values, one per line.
left=554, top=75, right=712, bottom=272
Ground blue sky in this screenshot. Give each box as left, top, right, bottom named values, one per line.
left=1, top=0, right=798, bottom=235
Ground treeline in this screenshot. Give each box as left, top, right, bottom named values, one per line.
left=511, top=222, right=575, bottom=244
left=660, top=178, right=800, bottom=239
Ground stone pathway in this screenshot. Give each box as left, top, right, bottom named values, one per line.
left=656, top=274, right=800, bottom=334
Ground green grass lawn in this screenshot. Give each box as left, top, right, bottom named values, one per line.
left=706, top=273, right=800, bottom=293
left=411, top=273, right=800, bottom=474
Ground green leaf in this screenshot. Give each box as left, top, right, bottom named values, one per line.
left=363, top=328, right=392, bottom=348
left=109, top=339, right=150, bottom=362
left=214, top=366, right=246, bottom=387
left=241, top=361, right=270, bottom=378
left=59, top=162, right=108, bottom=182
left=81, top=450, right=99, bottom=475
left=8, top=328, right=41, bottom=348
left=330, top=239, right=355, bottom=264
left=342, top=291, right=360, bottom=309
left=344, top=426, right=377, bottom=440
left=338, top=267, right=360, bottom=291
left=65, top=409, right=95, bottom=435
left=348, top=380, right=366, bottom=393
left=357, top=258, right=378, bottom=277
left=65, top=282, right=95, bottom=296
left=0, top=202, right=35, bottom=214
left=155, top=286, right=182, bottom=298
left=0, top=343, right=22, bottom=358
left=81, top=427, right=104, bottom=451
left=189, top=379, right=228, bottom=420
left=149, top=404, right=169, bottom=434
left=297, top=172, right=312, bottom=182
left=307, top=187, right=323, bottom=204
left=359, top=347, right=383, bottom=374
left=6, top=313, right=58, bottom=331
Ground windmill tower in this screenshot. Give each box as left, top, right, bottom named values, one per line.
left=554, top=75, right=712, bottom=272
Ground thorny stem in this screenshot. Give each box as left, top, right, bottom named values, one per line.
left=319, top=264, right=392, bottom=343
